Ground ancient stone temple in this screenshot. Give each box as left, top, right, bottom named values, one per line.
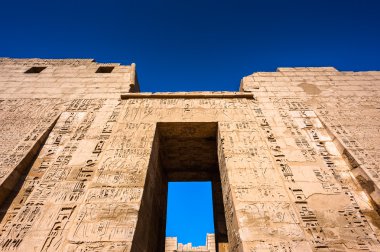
left=0, top=57, right=379, bottom=251
left=165, top=234, right=216, bottom=251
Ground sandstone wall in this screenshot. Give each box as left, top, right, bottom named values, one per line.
left=0, top=58, right=137, bottom=251
left=0, top=59, right=137, bottom=207
left=0, top=60, right=379, bottom=251
left=241, top=67, right=380, bottom=207
left=0, top=58, right=138, bottom=99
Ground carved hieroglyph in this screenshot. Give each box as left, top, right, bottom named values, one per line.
left=0, top=59, right=379, bottom=251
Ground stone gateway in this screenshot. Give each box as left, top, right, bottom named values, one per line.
left=0, top=58, right=379, bottom=251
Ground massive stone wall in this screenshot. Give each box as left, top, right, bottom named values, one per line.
left=0, top=99, right=63, bottom=203
left=0, top=58, right=137, bottom=207
left=0, top=60, right=379, bottom=251
left=241, top=67, right=380, bottom=208
left=0, top=58, right=138, bottom=251
left=0, top=57, right=138, bottom=99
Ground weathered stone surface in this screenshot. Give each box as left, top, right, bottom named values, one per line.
left=165, top=234, right=216, bottom=252
left=0, top=59, right=379, bottom=251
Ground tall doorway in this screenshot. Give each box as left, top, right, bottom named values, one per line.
left=131, top=122, right=228, bottom=251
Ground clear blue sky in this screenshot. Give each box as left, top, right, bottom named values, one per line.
left=166, top=182, right=214, bottom=246
left=1, top=0, right=380, bottom=246
left=1, top=0, right=380, bottom=92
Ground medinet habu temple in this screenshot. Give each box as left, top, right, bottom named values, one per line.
left=0, top=57, right=379, bottom=252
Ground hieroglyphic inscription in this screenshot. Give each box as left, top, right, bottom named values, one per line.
left=0, top=77, right=379, bottom=252
left=68, top=203, right=137, bottom=242
left=256, top=97, right=380, bottom=250
left=0, top=99, right=62, bottom=186
left=0, top=99, right=124, bottom=251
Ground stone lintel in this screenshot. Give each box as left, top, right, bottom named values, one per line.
left=121, top=92, right=255, bottom=99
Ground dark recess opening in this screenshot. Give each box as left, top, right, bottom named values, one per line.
left=131, top=122, right=228, bottom=252
left=95, top=66, right=114, bottom=73
left=25, top=66, right=46, bottom=73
